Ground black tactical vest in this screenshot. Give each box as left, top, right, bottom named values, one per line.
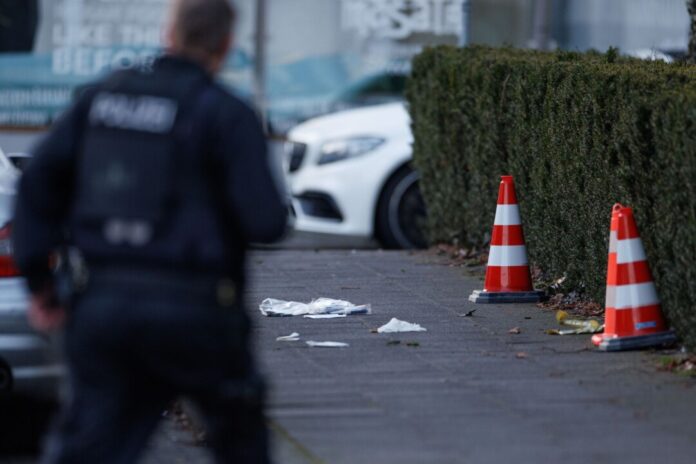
left=70, top=64, right=231, bottom=272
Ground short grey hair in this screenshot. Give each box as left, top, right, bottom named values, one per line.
left=170, top=0, right=236, bottom=58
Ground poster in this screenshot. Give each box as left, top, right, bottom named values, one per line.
left=0, top=0, right=167, bottom=128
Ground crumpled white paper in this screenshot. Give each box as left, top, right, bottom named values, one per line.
left=276, top=332, right=300, bottom=341
left=259, top=298, right=371, bottom=317
left=377, top=318, right=427, bottom=333
left=303, top=314, right=347, bottom=319
left=306, top=341, right=349, bottom=348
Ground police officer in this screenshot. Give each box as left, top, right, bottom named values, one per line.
left=12, top=0, right=287, bottom=462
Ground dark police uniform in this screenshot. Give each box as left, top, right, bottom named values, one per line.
left=12, top=55, right=287, bottom=463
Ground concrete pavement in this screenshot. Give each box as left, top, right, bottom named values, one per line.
left=5, top=248, right=694, bottom=463
left=250, top=249, right=696, bottom=464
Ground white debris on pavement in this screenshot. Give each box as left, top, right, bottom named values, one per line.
left=306, top=341, right=350, bottom=348
left=303, top=314, right=347, bottom=319
left=259, top=298, right=371, bottom=317
left=259, top=299, right=308, bottom=316
left=377, top=318, right=427, bottom=333
left=276, top=332, right=301, bottom=341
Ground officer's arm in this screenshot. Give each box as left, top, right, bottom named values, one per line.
left=12, top=96, right=89, bottom=292
left=218, top=103, right=287, bottom=243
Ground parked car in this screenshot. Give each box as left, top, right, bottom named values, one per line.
left=284, top=102, right=426, bottom=248
left=0, top=146, right=62, bottom=401
left=625, top=48, right=675, bottom=63
left=624, top=48, right=687, bottom=63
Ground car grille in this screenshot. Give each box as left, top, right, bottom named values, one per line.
left=295, top=192, right=343, bottom=221
left=284, top=141, right=307, bottom=173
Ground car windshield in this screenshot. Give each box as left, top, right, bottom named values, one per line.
left=337, top=73, right=407, bottom=105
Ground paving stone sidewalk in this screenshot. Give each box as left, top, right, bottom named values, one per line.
left=249, top=249, right=696, bottom=464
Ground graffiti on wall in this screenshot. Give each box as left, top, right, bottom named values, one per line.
left=0, top=0, right=167, bottom=127
left=341, top=0, right=464, bottom=40
left=50, top=0, right=166, bottom=77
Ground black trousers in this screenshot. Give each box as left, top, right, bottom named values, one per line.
left=41, top=269, right=270, bottom=464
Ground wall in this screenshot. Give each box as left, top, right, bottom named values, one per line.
left=470, top=0, right=533, bottom=47
left=559, top=0, right=689, bottom=51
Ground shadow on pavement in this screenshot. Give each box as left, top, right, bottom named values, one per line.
left=256, top=230, right=379, bottom=250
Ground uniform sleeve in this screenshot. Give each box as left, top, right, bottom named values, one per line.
left=12, top=96, right=89, bottom=292
left=216, top=101, right=288, bottom=243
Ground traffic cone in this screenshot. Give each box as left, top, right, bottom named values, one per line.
left=469, top=175, right=545, bottom=304
left=592, top=205, right=676, bottom=351
left=591, top=203, right=622, bottom=346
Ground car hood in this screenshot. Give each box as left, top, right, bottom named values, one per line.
left=287, top=102, right=411, bottom=143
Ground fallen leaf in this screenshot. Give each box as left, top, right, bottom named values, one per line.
left=509, top=327, right=521, bottom=334
left=537, top=293, right=603, bottom=318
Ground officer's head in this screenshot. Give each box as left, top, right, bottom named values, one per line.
left=165, top=0, right=236, bottom=74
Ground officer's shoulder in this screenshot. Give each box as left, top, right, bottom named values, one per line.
left=72, top=68, right=135, bottom=102
left=207, top=82, right=259, bottom=123
left=98, top=68, right=141, bottom=90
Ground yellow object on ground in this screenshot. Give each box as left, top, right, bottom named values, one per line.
left=549, top=310, right=603, bottom=335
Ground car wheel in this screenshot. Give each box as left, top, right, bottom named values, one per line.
left=375, top=165, right=427, bottom=249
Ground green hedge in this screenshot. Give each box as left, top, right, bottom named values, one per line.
left=406, top=45, right=696, bottom=350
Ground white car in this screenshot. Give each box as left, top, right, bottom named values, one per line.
left=284, top=102, right=426, bottom=248
left=625, top=48, right=675, bottom=63
left=0, top=146, right=61, bottom=400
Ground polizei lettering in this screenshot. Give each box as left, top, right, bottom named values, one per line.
left=89, top=92, right=178, bottom=133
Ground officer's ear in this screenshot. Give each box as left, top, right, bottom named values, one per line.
left=218, top=32, right=233, bottom=60
left=163, top=18, right=179, bottom=52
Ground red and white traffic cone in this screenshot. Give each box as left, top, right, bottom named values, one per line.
left=469, top=175, right=545, bottom=304
left=592, top=205, right=675, bottom=351
left=591, top=203, right=622, bottom=346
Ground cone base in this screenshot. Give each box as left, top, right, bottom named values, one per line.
left=468, top=289, right=546, bottom=304
left=595, top=331, right=677, bottom=352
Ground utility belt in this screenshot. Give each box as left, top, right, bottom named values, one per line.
left=55, top=250, right=240, bottom=309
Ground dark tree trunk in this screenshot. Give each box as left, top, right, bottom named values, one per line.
left=0, top=0, right=39, bottom=53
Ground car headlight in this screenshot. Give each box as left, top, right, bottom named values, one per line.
left=318, top=137, right=385, bottom=165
